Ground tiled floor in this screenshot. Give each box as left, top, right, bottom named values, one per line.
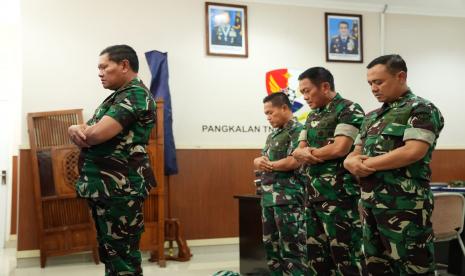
left=0, top=244, right=457, bottom=276
left=0, top=245, right=240, bottom=276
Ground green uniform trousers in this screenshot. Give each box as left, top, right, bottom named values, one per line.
left=88, top=197, right=145, bottom=276
left=306, top=199, right=365, bottom=276
left=362, top=207, right=435, bottom=275
left=262, top=204, right=308, bottom=275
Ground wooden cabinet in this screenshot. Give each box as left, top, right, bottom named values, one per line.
left=27, top=109, right=99, bottom=268
left=140, top=99, right=165, bottom=267
left=26, top=100, right=165, bottom=267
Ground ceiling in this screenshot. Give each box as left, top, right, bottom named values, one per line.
left=244, top=0, right=465, bottom=17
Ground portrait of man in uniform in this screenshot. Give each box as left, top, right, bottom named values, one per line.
left=329, top=21, right=358, bottom=54
left=211, top=11, right=240, bottom=46
left=206, top=2, right=248, bottom=57
left=325, top=13, right=363, bottom=63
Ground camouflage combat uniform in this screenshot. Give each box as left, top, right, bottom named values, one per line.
left=355, top=90, right=444, bottom=275
left=76, top=78, right=156, bottom=276
left=260, top=118, right=308, bottom=275
left=299, top=93, right=365, bottom=275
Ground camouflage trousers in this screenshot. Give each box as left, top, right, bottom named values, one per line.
left=262, top=204, right=308, bottom=275
left=362, top=207, right=435, bottom=275
left=306, top=199, right=365, bottom=276
left=87, top=197, right=145, bottom=276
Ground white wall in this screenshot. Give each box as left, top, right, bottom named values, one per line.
left=384, top=14, right=465, bottom=148
left=1, top=0, right=21, bottom=243
left=21, top=0, right=380, bottom=149
left=20, top=0, right=464, bottom=149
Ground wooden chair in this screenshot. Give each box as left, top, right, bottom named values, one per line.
left=432, top=192, right=465, bottom=250
left=432, top=192, right=465, bottom=271
left=27, top=109, right=99, bottom=268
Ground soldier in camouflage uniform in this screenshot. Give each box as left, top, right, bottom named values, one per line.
left=344, top=54, right=444, bottom=275
left=292, top=67, right=366, bottom=275
left=68, top=45, right=156, bottom=276
left=253, top=92, right=308, bottom=275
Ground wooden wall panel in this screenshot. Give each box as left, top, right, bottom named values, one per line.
left=167, top=149, right=465, bottom=240
left=169, top=149, right=258, bottom=240
left=11, top=156, right=18, bottom=235
left=17, top=148, right=465, bottom=250
left=431, top=150, right=465, bottom=182
left=17, top=149, right=39, bottom=250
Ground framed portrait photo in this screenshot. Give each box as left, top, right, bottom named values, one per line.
left=325, top=13, right=363, bottom=63
left=205, top=2, right=248, bottom=57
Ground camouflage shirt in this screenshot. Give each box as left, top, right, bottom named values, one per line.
left=299, top=93, right=365, bottom=202
left=76, top=78, right=157, bottom=199
left=355, top=90, right=444, bottom=209
left=260, top=118, right=304, bottom=207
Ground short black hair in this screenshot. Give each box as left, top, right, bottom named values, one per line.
left=298, top=67, right=335, bottom=91
left=367, top=54, right=407, bottom=75
left=100, top=44, right=139, bottom=73
left=263, top=92, right=292, bottom=110
left=339, top=21, right=349, bottom=27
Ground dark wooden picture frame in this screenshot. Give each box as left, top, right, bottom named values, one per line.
left=205, top=2, right=248, bottom=57
left=325, top=13, right=363, bottom=63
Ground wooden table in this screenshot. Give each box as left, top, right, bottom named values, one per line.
left=234, top=195, right=269, bottom=275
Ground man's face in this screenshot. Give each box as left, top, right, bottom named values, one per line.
left=299, top=78, right=327, bottom=109
left=98, top=53, right=125, bottom=90
left=224, top=12, right=230, bottom=25
left=264, top=102, right=287, bottom=128
left=339, top=23, right=349, bottom=37
left=367, top=64, right=405, bottom=103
